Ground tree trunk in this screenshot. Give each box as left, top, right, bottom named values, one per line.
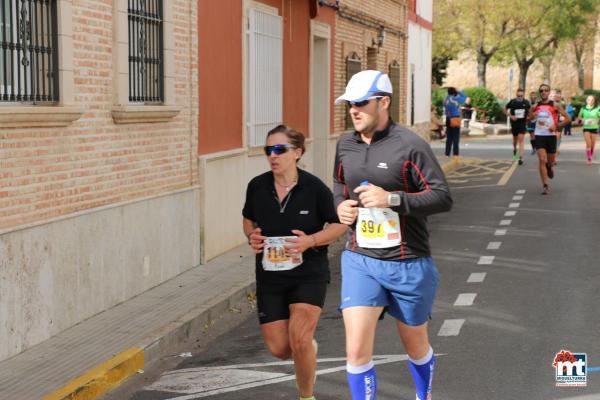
left=477, top=52, right=488, bottom=87
left=542, top=60, right=551, bottom=85
left=518, top=62, right=532, bottom=93
left=578, top=64, right=585, bottom=95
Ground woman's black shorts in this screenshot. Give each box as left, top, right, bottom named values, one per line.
left=256, top=280, right=328, bottom=324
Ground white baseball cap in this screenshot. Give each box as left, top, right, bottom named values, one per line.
left=334, top=70, right=393, bottom=105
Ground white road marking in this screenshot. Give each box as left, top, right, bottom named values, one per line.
left=467, top=272, right=487, bottom=283
left=512, top=195, right=523, bottom=201
left=504, top=211, right=516, bottom=217
left=486, top=242, right=501, bottom=250
left=454, top=293, right=477, bottom=306
left=499, top=219, right=512, bottom=226
left=516, top=189, right=526, bottom=194
left=478, top=256, right=495, bottom=265
left=495, top=229, right=507, bottom=236
left=438, top=319, right=465, bottom=336
left=509, top=202, right=520, bottom=208
left=157, top=355, right=412, bottom=399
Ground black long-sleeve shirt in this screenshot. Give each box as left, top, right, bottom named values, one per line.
left=333, top=120, right=453, bottom=260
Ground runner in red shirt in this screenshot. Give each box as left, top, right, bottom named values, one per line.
left=528, top=84, right=571, bottom=194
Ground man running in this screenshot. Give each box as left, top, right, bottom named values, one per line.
left=527, top=91, right=538, bottom=154
left=528, top=84, right=571, bottom=194
left=333, top=69, right=453, bottom=400
left=504, top=88, right=530, bottom=165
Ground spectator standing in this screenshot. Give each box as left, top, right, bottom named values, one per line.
left=564, top=101, right=575, bottom=136
left=443, top=87, right=466, bottom=157
left=461, top=97, right=474, bottom=128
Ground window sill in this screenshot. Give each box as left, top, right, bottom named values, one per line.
left=111, top=105, right=181, bottom=124
left=0, top=106, right=84, bottom=128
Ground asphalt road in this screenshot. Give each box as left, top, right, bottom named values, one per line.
left=105, top=132, right=600, bottom=400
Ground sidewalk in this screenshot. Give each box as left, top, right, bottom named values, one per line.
left=0, top=156, right=459, bottom=400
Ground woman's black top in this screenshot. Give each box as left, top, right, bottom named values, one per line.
left=242, top=168, right=340, bottom=284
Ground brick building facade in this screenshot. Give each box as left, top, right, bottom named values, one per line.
left=333, top=0, right=409, bottom=136
left=0, top=0, right=432, bottom=362
left=0, top=0, right=199, bottom=362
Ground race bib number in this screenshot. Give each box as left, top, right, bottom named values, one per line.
left=585, top=118, right=595, bottom=126
left=262, top=236, right=302, bottom=271
left=515, top=109, right=525, bottom=118
left=356, top=208, right=401, bottom=249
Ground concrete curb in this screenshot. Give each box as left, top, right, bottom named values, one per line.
left=42, top=348, right=144, bottom=400
left=42, top=280, right=256, bottom=400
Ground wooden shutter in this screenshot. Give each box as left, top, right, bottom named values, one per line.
left=389, top=60, right=401, bottom=122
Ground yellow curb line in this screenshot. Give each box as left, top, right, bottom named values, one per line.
left=42, top=347, right=144, bottom=400
left=498, top=160, right=518, bottom=186
left=442, top=157, right=461, bottom=174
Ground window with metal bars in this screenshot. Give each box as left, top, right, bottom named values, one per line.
left=128, top=0, right=163, bottom=103
left=345, top=52, right=361, bottom=130
left=0, top=0, right=59, bottom=103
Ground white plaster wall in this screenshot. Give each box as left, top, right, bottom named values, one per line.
left=418, top=0, right=432, bottom=22
left=408, top=22, right=432, bottom=125
left=0, top=188, right=200, bottom=361
left=198, top=140, right=337, bottom=263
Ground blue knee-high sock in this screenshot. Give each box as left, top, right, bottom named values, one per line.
left=408, top=347, right=435, bottom=400
left=346, top=361, right=377, bottom=400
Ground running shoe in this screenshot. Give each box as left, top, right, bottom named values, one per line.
left=546, top=163, right=554, bottom=179
left=542, top=184, right=549, bottom=195
left=518, top=158, right=523, bottom=165
left=512, top=153, right=518, bottom=161
left=587, top=158, right=592, bottom=165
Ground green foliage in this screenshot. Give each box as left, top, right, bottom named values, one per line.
left=432, top=88, right=447, bottom=117
left=463, top=87, right=502, bottom=123
left=432, top=56, right=450, bottom=86
left=583, top=89, right=600, bottom=97
left=572, top=89, right=600, bottom=115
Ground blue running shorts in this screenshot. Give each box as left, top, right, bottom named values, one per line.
left=340, top=250, right=439, bottom=326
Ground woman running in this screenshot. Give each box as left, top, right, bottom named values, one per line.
left=577, top=95, right=600, bottom=165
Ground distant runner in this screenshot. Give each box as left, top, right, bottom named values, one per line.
left=576, top=95, right=600, bottom=165
left=504, top=88, right=530, bottom=165
left=528, top=84, right=571, bottom=195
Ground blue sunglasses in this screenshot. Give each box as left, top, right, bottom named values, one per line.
left=264, top=144, right=295, bottom=156
left=346, top=96, right=384, bottom=108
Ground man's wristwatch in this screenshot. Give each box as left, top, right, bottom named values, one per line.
left=388, top=193, right=401, bottom=207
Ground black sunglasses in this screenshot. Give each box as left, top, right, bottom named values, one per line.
left=264, top=144, right=294, bottom=156
left=346, top=96, right=384, bottom=108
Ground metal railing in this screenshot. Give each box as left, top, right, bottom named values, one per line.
left=0, top=0, right=59, bottom=103
left=128, top=0, right=163, bottom=103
